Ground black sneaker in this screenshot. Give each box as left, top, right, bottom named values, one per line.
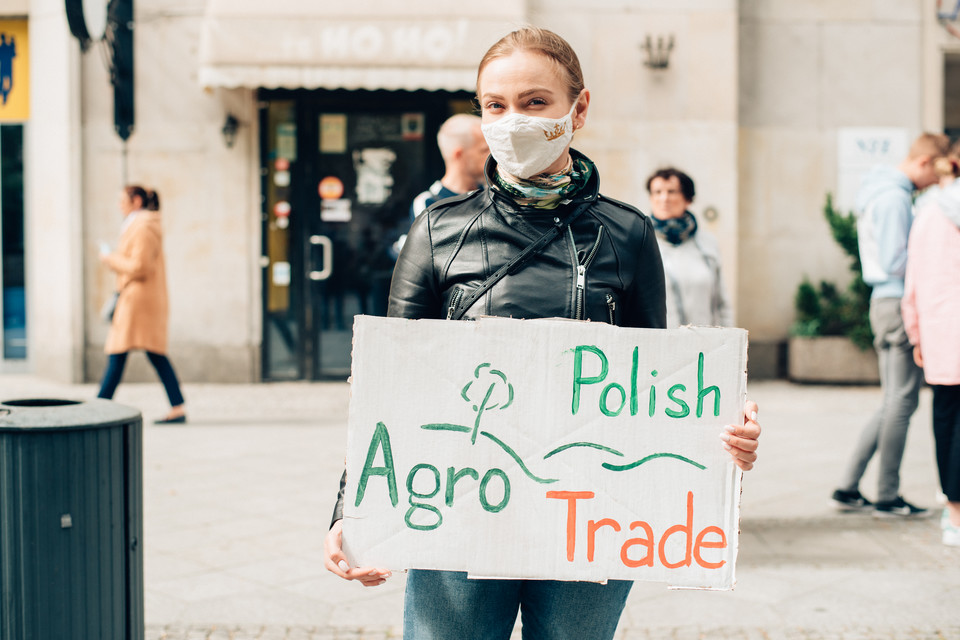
left=832, top=489, right=873, bottom=512
left=873, top=496, right=929, bottom=518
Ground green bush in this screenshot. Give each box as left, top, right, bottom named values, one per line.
left=790, top=194, right=874, bottom=350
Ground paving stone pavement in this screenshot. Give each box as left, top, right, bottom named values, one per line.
left=2, top=374, right=959, bottom=639
left=143, top=624, right=958, bottom=639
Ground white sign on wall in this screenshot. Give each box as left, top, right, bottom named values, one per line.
left=342, top=316, right=748, bottom=589
left=836, top=128, right=909, bottom=213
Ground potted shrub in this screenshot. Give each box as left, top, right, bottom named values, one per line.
left=788, top=194, right=879, bottom=383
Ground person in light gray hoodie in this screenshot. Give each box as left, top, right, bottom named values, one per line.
left=832, top=132, right=950, bottom=518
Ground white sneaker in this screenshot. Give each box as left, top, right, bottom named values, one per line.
left=943, top=522, right=960, bottom=547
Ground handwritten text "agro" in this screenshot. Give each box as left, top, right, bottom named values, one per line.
left=354, top=422, right=510, bottom=531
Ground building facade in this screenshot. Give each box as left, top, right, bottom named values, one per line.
left=3, top=0, right=957, bottom=383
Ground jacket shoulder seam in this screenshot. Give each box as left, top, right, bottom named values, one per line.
left=426, top=188, right=484, bottom=215
left=596, top=194, right=647, bottom=219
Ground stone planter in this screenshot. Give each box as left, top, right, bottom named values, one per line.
left=788, top=336, right=879, bottom=384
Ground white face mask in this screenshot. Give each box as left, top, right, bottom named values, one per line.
left=481, top=100, right=579, bottom=179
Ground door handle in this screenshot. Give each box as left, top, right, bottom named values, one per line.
left=309, top=235, right=333, bottom=281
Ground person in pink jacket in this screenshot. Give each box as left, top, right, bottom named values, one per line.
left=902, top=170, right=960, bottom=547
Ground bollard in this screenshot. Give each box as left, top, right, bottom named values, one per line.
left=0, top=398, right=143, bottom=640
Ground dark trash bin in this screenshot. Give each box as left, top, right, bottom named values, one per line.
left=0, top=398, right=143, bottom=640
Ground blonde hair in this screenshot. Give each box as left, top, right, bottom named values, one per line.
left=934, top=139, right=960, bottom=177
left=477, top=27, right=585, bottom=103
left=908, top=132, right=950, bottom=161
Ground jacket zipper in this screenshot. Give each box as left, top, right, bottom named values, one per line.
left=605, top=293, right=616, bottom=325
left=569, top=225, right=605, bottom=320
left=446, top=286, right=464, bottom=320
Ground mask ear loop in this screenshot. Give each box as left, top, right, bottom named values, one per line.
left=570, top=90, right=586, bottom=131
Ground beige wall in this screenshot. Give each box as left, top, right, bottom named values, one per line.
left=738, top=0, right=926, bottom=374
left=533, top=0, right=741, bottom=327
left=2, top=0, right=29, bottom=15
left=924, top=0, right=960, bottom=132
left=80, top=0, right=261, bottom=382
left=26, top=0, right=85, bottom=382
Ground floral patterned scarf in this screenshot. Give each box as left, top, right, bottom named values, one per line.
left=492, top=155, right=594, bottom=210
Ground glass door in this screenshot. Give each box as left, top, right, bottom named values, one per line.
left=260, top=89, right=474, bottom=380
left=1, top=123, right=25, bottom=362
left=261, top=100, right=302, bottom=379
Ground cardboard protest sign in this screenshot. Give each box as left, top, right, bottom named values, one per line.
left=342, top=316, right=747, bottom=589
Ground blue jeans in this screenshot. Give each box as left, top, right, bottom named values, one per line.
left=97, top=351, right=185, bottom=407
left=403, top=569, right=632, bottom=640
left=840, top=297, right=922, bottom=502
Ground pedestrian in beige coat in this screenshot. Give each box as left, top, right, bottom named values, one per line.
left=97, top=185, right=187, bottom=424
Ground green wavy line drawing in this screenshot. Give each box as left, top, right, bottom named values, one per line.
left=421, top=423, right=471, bottom=433
left=543, top=442, right=625, bottom=459
left=602, top=453, right=706, bottom=472
left=480, top=431, right=558, bottom=484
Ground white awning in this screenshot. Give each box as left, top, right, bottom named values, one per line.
left=198, top=0, right=528, bottom=91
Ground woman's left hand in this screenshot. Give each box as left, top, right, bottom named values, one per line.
left=722, top=401, right=760, bottom=471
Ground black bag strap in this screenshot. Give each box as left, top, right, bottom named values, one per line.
left=448, top=201, right=592, bottom=321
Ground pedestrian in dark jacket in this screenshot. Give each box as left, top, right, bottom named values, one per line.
left=324, top=26, right=761, bottom=639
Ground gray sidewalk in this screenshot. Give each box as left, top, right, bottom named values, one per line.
left=1, top=373, right=958, bottom=639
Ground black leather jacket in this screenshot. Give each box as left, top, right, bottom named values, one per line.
left=331, top=150, right=666, bottom=526
left=389, top=149, right=666, bottom=327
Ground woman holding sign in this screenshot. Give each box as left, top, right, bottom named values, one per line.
left=325, top=26, right=760, bottom=638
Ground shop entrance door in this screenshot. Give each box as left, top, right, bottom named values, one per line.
left=259, top=89, right=474, bottom=380
left=1, top=124, right=26, bottom=364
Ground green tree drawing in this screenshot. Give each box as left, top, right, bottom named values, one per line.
left=461, top=363, right=514, bottom=444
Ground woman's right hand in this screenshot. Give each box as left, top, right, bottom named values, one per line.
left=323, top=520, right=391, bottom=587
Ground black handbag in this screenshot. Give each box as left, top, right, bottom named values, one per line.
left=100, top=291, right=120, bottom=323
